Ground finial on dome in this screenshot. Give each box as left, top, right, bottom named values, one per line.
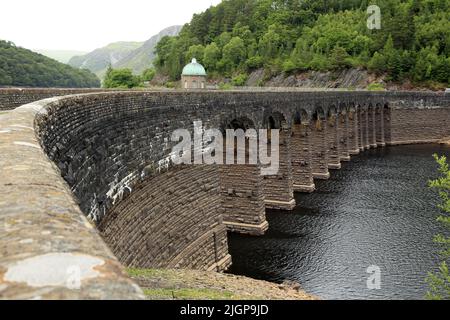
left=192, top=58, right=197, bottom=64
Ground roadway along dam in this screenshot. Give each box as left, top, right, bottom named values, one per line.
left=0, top=89, right=449, bottom=299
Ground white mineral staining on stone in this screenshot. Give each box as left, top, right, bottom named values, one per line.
left=157, top=157, right=171, bottom=172
left=19, top=239, right=34, bottom=244
left=10, top=124, right=33, bottom=130
left=13, top=141, right=40, bottom=149
left=4, top=253, right=105, bottom=288
left=106, top=172, right=135, bottom=206
left=88, top=193, right=101, bottom=222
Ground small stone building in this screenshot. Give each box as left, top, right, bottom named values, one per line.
left=181, top=58, right=207, bottom=89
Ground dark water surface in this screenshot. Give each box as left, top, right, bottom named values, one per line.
left=228, top=144, right=450, bottom=300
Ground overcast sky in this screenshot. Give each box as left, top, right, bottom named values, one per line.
left=0, top=0, right=222, bottom=52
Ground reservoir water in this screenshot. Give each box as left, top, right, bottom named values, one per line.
left=228, top=144, right=450, bottom=300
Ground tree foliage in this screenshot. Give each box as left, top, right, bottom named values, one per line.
left=141, top=68, right=156, bottom=82
left=427, top=155, right=450, bottom=300
left=103, top=66, right=142, bottom=88
left=154, top=0, right=449, bottom=87
left=0, top=40, right=100, bottom=88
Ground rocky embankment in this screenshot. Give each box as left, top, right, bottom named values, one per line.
left=128, top=269, right=318, bottom=300
left=439, top=137, right=450, bottom=146
left=246, top=68, right=380, bottom=89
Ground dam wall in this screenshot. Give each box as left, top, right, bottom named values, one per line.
left=0, top=89, right=448, bottom=298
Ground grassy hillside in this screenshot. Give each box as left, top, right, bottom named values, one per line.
left=35, top=49, right=87, bottom=64
left=128, top=268, right=317, bottom=300
left=114, top=25, right=182, bottom=75
left=68, top=41, right=143, bottom=78
left=154, top=0, right=450, bottom=89
left=0, top=40, right=100, bottom=88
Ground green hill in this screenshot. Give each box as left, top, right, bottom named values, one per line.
left=154, top=0, right=450, bottom=88
left=0, top=40, right=100, bottom=88
left=68, top=42, right=143, bottom=79
left=35, top=50, right=88, bottom=64
left=114, top=26, right=182, bottom=75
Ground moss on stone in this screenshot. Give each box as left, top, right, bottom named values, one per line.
left=127, top=268, right=317, bottom=300
left=143, top=288, right=235, bottom=300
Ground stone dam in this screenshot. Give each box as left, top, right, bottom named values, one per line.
left=0, top=88, right=449, bottom=299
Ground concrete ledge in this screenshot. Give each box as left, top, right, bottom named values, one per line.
left=313, top=172, right=331, bottom=180
left=293, top=183, right=316, bottom=193
left=0, top=88, right=110, bottom=111
left=264, top=199, right=296, bottom=211
left=223, top=220, right=269, bottom=236
left=349, top=149, right=360, bottom=155
left=370, top=144, right=378, bottom=148
left=340, top=156, right=351, bottom=162
left=0, top=99, right=144, bottom=300
left=328, top=163, right=342, bottom=170
left=387, top=139, right=441, bottom=145
left=206, top=254, right=232, bottom=272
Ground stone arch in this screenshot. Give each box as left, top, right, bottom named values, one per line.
left=261, top=110, right=295, bottom=210
left=312, top=105, right=327, bottom=121
left=292, top=108, right=310, bottom=125
left=367, top=103, right=378, bottom=148
left=336, top=102, right=351, bottom=161
left=309, top=105, right=330, bottom=180
left=356, top=103, right=370, bottom=150
left=327, top=104, right=338, bottom=117
left=217, top=115, right=268, bottom=235
left=346, top=102, right=360, bottom=155
left=263, top=110, right=288, bottom=130
left=326, top=104, right=341, bottom=169
left=374, top=102, right=386, bottom=146
left=383, top=102, right=392, bottom=144
left=221, top=116, right=257, bottom=133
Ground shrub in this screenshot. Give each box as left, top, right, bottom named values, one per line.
left=231, top=73, right=248, bottom=86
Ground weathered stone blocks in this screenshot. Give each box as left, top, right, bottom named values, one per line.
left=310, top=119, right=331, bottom=180
left=263, top=129, right=296, bottom=210
left=291, top=123, right=315, bottom=193
left=327, top=114, right=342, bottom=170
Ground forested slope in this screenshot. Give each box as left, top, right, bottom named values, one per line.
left=154, top=0, right=449, bottom=88
left=0, top=40, right=100, bottom=88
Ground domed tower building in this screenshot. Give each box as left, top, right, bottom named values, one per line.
left=181, top=58, right=207, bottom=89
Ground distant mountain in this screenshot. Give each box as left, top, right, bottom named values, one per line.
left=0, top=40, right=100, bottom=88
left=114, top=25, right=182, bottom=75
left=68, top=42, right=143, bottom=79
left=68, top=26, right=182, bottom=80
left=35, top=49, right=87, bottom=64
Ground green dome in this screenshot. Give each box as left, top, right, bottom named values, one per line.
left=182, top=58, right=207, bottom=76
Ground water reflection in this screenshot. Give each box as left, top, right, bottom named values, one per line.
left=228, top=144, right=450, bottom=300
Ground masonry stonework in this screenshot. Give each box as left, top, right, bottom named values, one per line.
left=0, top=89, right=448, bottom=299
left=388, top=108, right=450, bottom=144
left=338, top=112, right=351, bottom=161
left=219, top=164, right=268, bottom=235
left=327, top=114, right=342, bottom=170
left=0, top=88, right=107, bottom=111
left=291, top=123, right=315, bottom=193
left=310, top=119, right=331, bottom=180
left=263, top=128, right=296, bottom=210
left=98, top=165, right=231, bottom=271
